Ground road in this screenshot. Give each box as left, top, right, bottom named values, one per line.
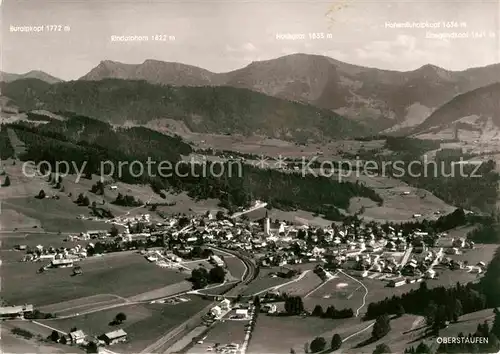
left=230, top=202, right=267, bottom=219
left=400, top=246, right=413, bottom=267
left=430, top=248, right=443, bottom=269
left=338, top=269, right=369, bottom=317
left=304, top=270, right=339, bottom=298
left=253, top=270, right=311, bottom=296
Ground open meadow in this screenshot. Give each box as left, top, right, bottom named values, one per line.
left=1, top=321, right=83, bottom=354
left=224, top=255, right=248, bottom=280
left=450, top=243, right=498, bottom=265
left=341, top=314, right=422, bottom=354
left=1, top=197, right=111, bottom=233
left=2, top=251, right=187, bottom=307
left=278, top=271, right=323, bottom=297
left=340, top=308, right=497, bottom=354
left=304, top=272, right=366, bottom=312
left=242, top=274, right=299, bottom=296
left=188, top=317, right=248, bottom=353
left=248, top=315, right=366, bottom=354
left=42, top=296, right=211, bottom=353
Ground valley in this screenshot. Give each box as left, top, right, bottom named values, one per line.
left=2, top=2, right=500, bottom=351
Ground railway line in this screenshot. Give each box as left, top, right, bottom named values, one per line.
left=149, top=247, right=258, bottom=353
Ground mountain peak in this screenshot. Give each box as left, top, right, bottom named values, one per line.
left=411, top=63, right=452, bottom=81
left=98, top=60, right=125, bottom=67
left=418, top=63, right=444, bottom=70
left=0, top=70, right=62, bottom=83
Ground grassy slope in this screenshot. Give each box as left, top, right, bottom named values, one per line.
left=2, top=253, right=187, bottom=306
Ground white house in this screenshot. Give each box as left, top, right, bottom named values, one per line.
left=425, top=269, right=436, bottom=279
left=70, top=330, right=86, bottom=345
left=51, top=259, right=74, bottom=268
left=39, top=254, right=56, bottom=260
left=220, top=299, right=231, bottom=311
left=210, top=255, right=224, bottom=267
left=262, top=304, right=277, bottom=314
left=235, top=308, right=248, bottom=318
left=210, top=306, right=222, bottom=318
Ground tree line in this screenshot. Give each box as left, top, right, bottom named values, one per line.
left=364, top=281, right=487, bottom=321
left=4, top=117, right=383, bottom=217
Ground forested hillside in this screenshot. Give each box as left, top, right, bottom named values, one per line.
left=1, top=79, right=370, bottom=142
left=4, top=116, right=382, bottom=218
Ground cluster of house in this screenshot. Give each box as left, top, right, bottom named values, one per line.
left=0, top=304, right=34, bottom=319
left=109, top=213, right=151, bottom=230
left=14, top=204, right=483, bottom=291
left=61, top=209, right=480, bottom=280
left=1, top=302, right=127, bottom=347
left=61, top=328, right=128, bottom=348
left=18, top=243, right=88, bottom=267
left=208, top=298, right=250, bottom=320
left=140, top=248, right=190, bottom=269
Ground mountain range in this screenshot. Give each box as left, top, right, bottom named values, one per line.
left=412, top=82, right=500, bottom=142
left=0, top=78, right=371, bottom=141
left=79, top=54, right=500, bottom=131
left=2, top=53, right=500, bottom=135
left=0, top=70, right=62, bottom=84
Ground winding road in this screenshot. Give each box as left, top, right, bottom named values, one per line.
left=230, top=202, right=268, bottom=219
left=338, top=269, right=369, bottom=317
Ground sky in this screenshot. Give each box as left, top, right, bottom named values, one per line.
left=1, top=0, right=499, bottom=80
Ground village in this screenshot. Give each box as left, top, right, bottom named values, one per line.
left=2, top=194, right=498, bottom=354
left=11, top=202, right=487, bottom=288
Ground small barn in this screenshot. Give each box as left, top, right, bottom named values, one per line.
left=101, top=329, right=127, bottom=345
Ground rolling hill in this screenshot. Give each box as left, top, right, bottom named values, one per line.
left=412, top=83, right=500, bottom=140
left=0, top=70, right=62, bottom=84
left=0, top=78, right=370, bottom=141
left=2, top=115, right=383, bottom=217
left=79, top=54, right=500, bottom=131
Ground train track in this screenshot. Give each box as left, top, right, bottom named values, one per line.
left=156, top=247, right=258, bottom=353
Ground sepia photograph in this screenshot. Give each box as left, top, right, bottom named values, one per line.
left=1, top=0, right=500, bottom=353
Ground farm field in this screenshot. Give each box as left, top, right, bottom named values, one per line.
left=2, top=251, right=187, bottom=307
left=39, top=294, right=128, bottom=317
left=278, top=271, right=323, bottom=297
left=450, top=243, right=498, bottom=265
left=305, top=272, right=366, bottom=312
left=341, top=309, right=497, bottom=354
left=42, top=296, right=211, bottom=353
left=1, top=197, right=111, bottom=233
left=341, top=314, right=422, bottom=354
left=0, top=208, right=42, bottom=230
left=248, top=315, right=364, bottom=354
left=127, top=280, right=193, bottom=302
left=188, top=317, right=248, bottom=353
left=242, top=275, right=297, bottom=296
left=1, top=323, right=81, bottom=354
left=224, top=255, right=247, bottom=280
